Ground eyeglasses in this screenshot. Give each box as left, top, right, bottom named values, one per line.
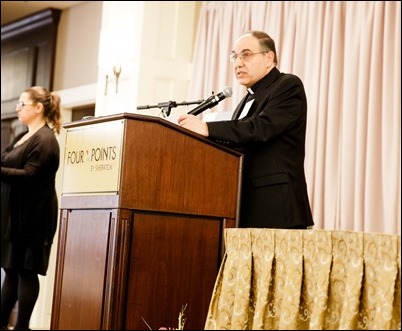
left=16, top=101, right=34, bottom=109
left=229, top=51, right=267, bottom=63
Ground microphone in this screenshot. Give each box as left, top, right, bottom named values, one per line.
left=188, top=86, right=233, bottom=116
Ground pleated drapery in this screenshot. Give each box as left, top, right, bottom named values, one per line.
left=205, top=228, right=401, bottom=330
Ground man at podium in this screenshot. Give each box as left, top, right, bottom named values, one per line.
left=178, top=30, right=314, bottom=230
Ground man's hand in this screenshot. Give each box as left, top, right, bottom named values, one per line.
left=177, top=114, right=209, bottom=137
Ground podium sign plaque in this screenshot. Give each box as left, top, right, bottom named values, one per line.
left=62, top=120, right=124, bottom=195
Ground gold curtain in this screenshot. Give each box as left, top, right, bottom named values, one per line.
left=205, top=229, right=401, bottom=330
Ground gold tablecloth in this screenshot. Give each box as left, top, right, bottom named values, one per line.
left=205, top=229, right=401, bottom=330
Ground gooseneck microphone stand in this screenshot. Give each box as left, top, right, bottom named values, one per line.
left=137, top=99, right=204, bottom=118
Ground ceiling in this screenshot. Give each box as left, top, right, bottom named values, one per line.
left=1, top=1, right=86, bottom=26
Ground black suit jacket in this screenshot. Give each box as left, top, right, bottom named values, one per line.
left=207, top=67, right=314, bottom=228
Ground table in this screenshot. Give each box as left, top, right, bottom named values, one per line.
left=205, top=229, right=401, bottom=330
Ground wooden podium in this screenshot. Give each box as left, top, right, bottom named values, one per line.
left=50, top=113, right=243, bottom=330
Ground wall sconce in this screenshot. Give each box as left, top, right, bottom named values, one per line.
left=104, top=65, right=122, bottom=95
left=104, top=74, right=109, bottom=96
left=113, top=65, right=121, bottom=93
left=98, top=28, right=135, bottom=96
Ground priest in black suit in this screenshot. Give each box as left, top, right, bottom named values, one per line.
left=178, top=30, right=314, bottom=229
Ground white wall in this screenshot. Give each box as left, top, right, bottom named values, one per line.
left=54, top=1, right=103, bottom=90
